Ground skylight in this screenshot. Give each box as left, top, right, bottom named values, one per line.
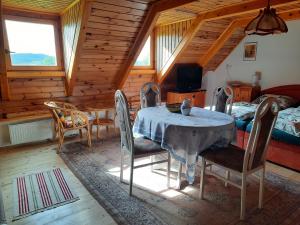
left=5, top=19, right=58, bottom=66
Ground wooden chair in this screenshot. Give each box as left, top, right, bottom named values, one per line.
left=88, top=107, right=116, bottom=139
left=210, top=86, right=234, bottom=115
left=140, top=82, right=161, bottom=108
left=199, top=97, right=279, bottom=220
left=115, top=90, right=170, bottom=196
left=44, top=101, right=92, bottom=153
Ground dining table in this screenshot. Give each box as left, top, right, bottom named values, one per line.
left=133, top=105, right=235, bottom=184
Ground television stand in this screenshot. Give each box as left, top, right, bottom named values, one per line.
left=167, top=90, right=206, bottom=107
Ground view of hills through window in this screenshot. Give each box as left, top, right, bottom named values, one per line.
left=5, top=20, right=57, bottom=66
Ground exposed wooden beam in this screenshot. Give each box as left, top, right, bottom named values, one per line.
left=202, top=0, right=300, bottom=21
left=0, top=1, right=9, bottom=100
left=116, top=0, right=197, bottom=89
left=199, top=21, right=239, bottom=67
left=157, top=0, right=300, bottom=83
left=235, top=8, right=300, bottom=27
left=66, top=0, right=91, bottom=96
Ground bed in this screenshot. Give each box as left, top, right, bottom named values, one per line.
left=234, top=85, right=300, bottom=171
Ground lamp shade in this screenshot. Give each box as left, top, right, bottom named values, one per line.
left=245, top=5, right=288, bottom=35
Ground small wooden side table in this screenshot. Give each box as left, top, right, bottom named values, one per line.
left=86, top=106, right=116, bottom=139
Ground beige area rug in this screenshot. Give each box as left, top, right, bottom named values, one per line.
left=61, top=138, right=300, bottom=225
left=12, top=168, right=79, bottom=221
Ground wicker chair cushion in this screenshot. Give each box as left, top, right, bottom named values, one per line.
left=134, top=137, right=165, bottom=155
left=63, top=116, right=86, bottom=128
left=215, top=88, right=228, bottom=113
left=144, top=88, right=157, bottom=107
left=200, top=144, right=246, bottom=172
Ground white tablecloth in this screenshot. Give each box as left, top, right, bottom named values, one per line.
left=133, top=106, right=235, bottom=183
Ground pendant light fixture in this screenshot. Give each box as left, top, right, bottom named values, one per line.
left=244, top=0, right=288, bottom=35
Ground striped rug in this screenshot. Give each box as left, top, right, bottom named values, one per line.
left=12, top=168, right=79, bottom=221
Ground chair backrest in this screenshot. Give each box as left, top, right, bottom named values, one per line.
left=210, top=86, right=233, bottom=115
left=243, top=97, right=279, bottom=171
left=115, top=90, right=134, bottom=154
left=140, top=82, right=161, bottom=108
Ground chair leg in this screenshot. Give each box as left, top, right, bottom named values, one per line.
left=96, top=125, right=100, bottom=140
left=120, top=149, right=124, bottom=183
left=129, top=156, right=134, bottom=196
left=240, top=174, right=247, bottom=220
left=86, top=126, right=92, bottom=148
left=58, top=131, right=64, bottom=154
left=258, top=167, right=265, bottom=209
left=79, top=129, right=83, bottom=138
left=200, top=157, right=206, bottom=199
left=167, top=152, right=171, bottom=188
left=225, top=170, right=230, bottom=187
left=176, top=162, right=182, bottom=189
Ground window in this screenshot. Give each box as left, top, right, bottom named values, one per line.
left=134, top=36, right=152, bottom=68
left=4, top=16, right=62, bottom=70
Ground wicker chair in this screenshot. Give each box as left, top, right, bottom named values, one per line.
left=115, top=90, right=170, bottom=196
left=44, top=101, right=92, bottom=153
left=199, top=97, right=279, bottom=220
left=140, top=82, right=161, bottom=108
left=210, top=86, right=234, bottom=115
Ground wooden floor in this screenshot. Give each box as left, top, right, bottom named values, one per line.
left=0, top=134, right=118, bottom=225
left=0, top=134, right=299, bottom=225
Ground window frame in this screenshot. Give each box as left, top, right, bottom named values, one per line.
left=133, top=34, right=154, bottom=69
left=3, top=14, right=63, bottom=71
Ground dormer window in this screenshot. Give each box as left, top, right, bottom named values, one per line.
left=4, top=16, right=62, bottom=71
left=134, top=36, right=152, bottom=68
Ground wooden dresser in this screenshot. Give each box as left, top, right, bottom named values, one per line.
left=167, top=90, right=206, bottom=107
left=231, top=85, right=260, bottom=102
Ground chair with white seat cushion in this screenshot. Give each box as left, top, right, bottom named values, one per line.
left=210, top=86, right=234, bottom=115
left=140, top=82, right=161, bottom=108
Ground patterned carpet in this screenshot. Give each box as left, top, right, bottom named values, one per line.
left=60, top=139, right=300, bottom=225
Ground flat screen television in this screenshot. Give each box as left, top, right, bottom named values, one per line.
left=176, top=64, right=202, bottom=92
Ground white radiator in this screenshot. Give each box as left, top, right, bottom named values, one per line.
left=8, top=119, right=53, bottom=145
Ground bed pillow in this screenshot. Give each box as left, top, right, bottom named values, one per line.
left=231, top=102, right=258, bottom=120
left=252, top=94, right=298, bottom=109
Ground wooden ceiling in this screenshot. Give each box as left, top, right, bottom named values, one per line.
left=2, top=0, right=78, bottom=14
left=156, top=0, right=253, bottom=25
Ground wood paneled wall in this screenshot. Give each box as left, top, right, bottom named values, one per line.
left=71, top=0, right=150, bottom=100
left=122, top=70, right=155, bottom=108
left=156, top=19, right=193, bottom=72
left=8, top=77, right=66, bottom=101
left=61, top=0, right=82, bottom=75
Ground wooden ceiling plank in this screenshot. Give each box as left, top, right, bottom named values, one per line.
left=116, top=0, right=197, bottom=89
left=199, top=20, right=238, bottom=67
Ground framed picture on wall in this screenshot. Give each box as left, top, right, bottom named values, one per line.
left=243, top=42, right=257, bottom=61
